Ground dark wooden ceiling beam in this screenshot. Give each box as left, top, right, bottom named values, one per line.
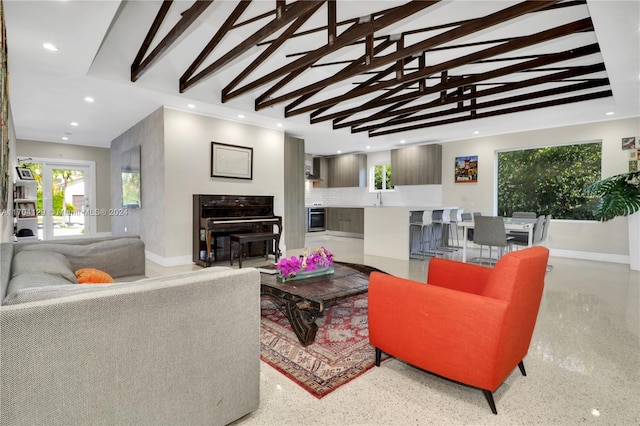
left=287, top=38, right=397, bottom=118
left=343, top=63, right=607, bottom=131
left=307, top=51, right=418, bottom=122
left=180, top=0, right=324, bottom=93
left=358, top=77, right=609, bottom=133
left=328, top=0, right=336, bottom=45
left=227, top=0, right=439, bottom=102
left=180, top=0, right=252, bottom=91
left=221, top=2, right=323, bottom=102
left=368, top=90, right=612, bottom=137
left=292, top=18, right=594, bottom=119
left=131, top=0, right=213, bottom=83
left=263, top=0, right=561, bottom=112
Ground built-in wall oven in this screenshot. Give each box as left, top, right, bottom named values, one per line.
left=307, top=207, right=326, bottom=232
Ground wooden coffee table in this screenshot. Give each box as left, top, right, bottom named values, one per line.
left=260, top=262, right=382, bottom=346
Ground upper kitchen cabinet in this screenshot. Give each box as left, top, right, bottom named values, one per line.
left=327, top=154, right=367, bottom=188
left=391, top=144, right=442, bottom=185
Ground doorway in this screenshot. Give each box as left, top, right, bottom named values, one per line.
left=19, top=159, right=97, bottom=240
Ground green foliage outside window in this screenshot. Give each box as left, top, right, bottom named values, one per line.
left=373, top=164, right=394, bottom=190
left=497, top=143, right=601, bottom=220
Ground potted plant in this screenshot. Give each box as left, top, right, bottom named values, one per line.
left=586, top=171, right=640, bottom=221
left=586, top=170, right=640, bottom=271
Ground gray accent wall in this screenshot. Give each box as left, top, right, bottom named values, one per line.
left=110, top=107, right=165, bottom=256
left=111, top=107, right=285, bottom=265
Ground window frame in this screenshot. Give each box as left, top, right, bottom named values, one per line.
left=370, top=163, right=394, bottom=192
left=495, top=140, right=602, bottom=220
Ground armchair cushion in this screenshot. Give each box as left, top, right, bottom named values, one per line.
left=427, top=257, right=492, bottom=295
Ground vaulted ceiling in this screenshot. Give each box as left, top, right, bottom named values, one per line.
left=4, top=1, right=639, bottom=154
left=131, top=0, right=611, bottom=136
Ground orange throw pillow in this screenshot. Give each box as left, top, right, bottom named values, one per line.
left=75, top=268, right=115, bottom=284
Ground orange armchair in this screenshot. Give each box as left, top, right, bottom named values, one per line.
left=368, top=246, right=549, bottom=414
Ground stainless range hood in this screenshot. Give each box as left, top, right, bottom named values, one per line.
left=305, top=156, right=323, bottom=181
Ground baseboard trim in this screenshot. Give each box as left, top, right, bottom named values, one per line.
left=549, top=248, right=628, bottom=265
left=145, top=251, right=194, bottom=267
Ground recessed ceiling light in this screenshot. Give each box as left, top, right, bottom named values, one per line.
left=400, top=140, right=405, bottom=144
left=606, top=111, right=614, bottom=116
left=366, top=145, right=371, bottom=149
left=43, top=42, right=58, bottom=52
left=337, top=150, right=342, bottom=154
left=277, top=123, right=283, bottom=127
left=62, top=136, right=68, bottom=141
left=188, top=104, right=196, bottom=109
left=70, top=122, right=79, bottom=126
left=84, top=97, right=94, bottom=103
left=473, top=130, right=480, bottom=135
left=238, top=114, right=245, bottom=119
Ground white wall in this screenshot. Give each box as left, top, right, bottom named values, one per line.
left=162, top=108, right=285, bottom=261
left=441, top=117, right=640, bottom=260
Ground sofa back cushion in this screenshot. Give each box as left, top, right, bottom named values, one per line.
left=2, top=266, right=231, bottom=306
left=18, top=238, right=145, bottom=278
left=11, top=250, right=77, bottom=283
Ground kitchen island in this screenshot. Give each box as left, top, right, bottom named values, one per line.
left=363, top=206, right=459, bottom=260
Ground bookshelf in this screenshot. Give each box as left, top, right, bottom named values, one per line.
left=13, top=177, right=38, bottom=241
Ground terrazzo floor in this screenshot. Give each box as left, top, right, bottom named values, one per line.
left=147, top=235, right=640, bottom=425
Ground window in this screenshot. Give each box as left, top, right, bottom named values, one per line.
left=372, top=164, right=394, bottom=191
left=497, top=142, right=601, bottom=220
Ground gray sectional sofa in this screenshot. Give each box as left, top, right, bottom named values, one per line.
left=0, top=236, right=260, bottom=426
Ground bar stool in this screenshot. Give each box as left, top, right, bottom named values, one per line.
left=448, top=208, right=461, bottom=249
left=410, top=210, right=437, bottom=259
left=430, top=209, right=447, bottom=255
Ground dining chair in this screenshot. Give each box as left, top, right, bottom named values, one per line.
left=541, top=215, right=553, bottom=271
left=461, top=212, right=480, bottom=242
left=473, top=216, right=514, bottom=266
left=512, top=215, right=545, bottom=247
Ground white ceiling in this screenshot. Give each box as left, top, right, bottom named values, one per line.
left=4, top=1, right=639, bottom=156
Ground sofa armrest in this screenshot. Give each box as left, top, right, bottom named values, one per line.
left=0, top=268, right=260, bottom=425
left=368, top=272, right=508, bottom=390
left=427, top=257, right=493, bottom=295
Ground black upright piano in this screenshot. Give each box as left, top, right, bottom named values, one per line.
left=193, top=194, right=283, bottom=266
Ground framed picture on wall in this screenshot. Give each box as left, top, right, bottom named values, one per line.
left=210, top=142, right=253, bottom=180
left=16, top=167, right=35, bottom=180
left=455, top=156, right=478, bottom=183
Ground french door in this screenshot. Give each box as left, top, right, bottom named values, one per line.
left=37, top=159, right=96, bottom=239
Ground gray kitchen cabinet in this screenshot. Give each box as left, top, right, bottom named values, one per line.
left=327, top=154, right=366, bottom=188
left=284, top=135, right=306, bottom=249
left=391, top=144, right=442, bottom=185
left=326, top=208, right=364, bottom=235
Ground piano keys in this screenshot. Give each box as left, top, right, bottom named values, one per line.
left=193, top=194, right=282, bottom=266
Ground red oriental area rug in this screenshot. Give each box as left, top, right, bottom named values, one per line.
left=260, top=293, right=388, bottom=398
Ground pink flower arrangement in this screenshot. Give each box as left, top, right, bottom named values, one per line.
left=275, top=247, right=334, bottom=278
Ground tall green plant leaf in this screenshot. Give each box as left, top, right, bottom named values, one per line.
left=585, top=171, right=640, bottom=221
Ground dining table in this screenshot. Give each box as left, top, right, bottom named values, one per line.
left=458, top=217, right=536, bottom=263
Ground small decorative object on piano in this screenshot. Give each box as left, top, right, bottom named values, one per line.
left=275, top=247, right=334, bottom=282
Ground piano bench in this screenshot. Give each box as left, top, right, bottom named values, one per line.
left=230, top=232, right=281, bottom=268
